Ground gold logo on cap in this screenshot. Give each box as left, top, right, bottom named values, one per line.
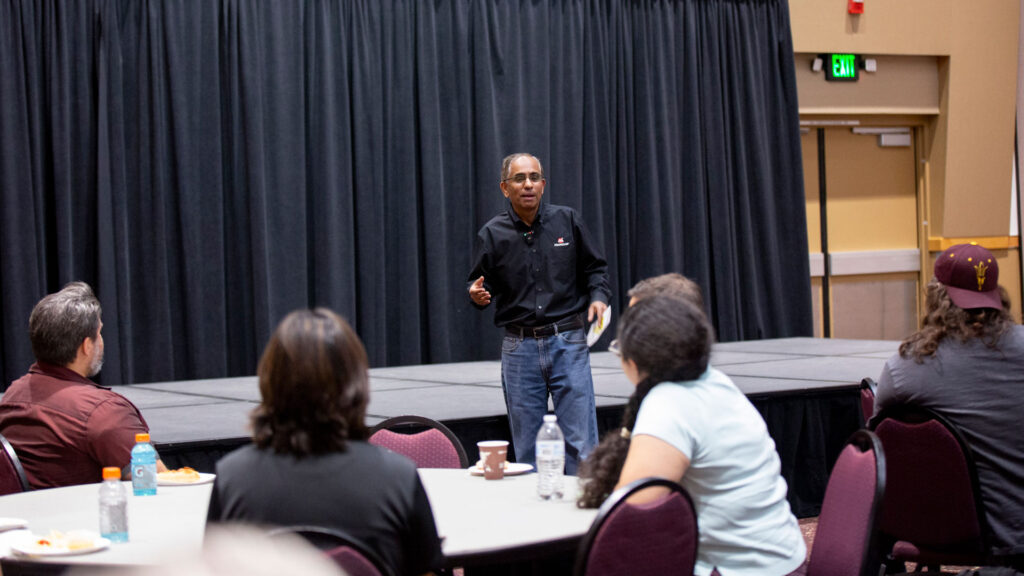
left=974, top=261, right=988, bottom=291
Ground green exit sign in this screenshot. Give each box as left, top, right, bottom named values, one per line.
left=825, top=54, right=859, bottom=82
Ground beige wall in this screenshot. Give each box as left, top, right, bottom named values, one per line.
left=789, top=0, right=1019, bottom=239
left=942, top=2, right=1020, bottom=237
left=789, top=0, right=951, bottom=56
left=795, top=54, right=939, bottom=115
left=791, top=1, right=1022, bottom=324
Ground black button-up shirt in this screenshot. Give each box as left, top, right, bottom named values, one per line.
left=467, top=203, right=610, bottom=328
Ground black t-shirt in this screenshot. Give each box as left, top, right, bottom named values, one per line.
left=207, top=442, right=444, bottom=575
left=467, top=203, right=610, bottom=327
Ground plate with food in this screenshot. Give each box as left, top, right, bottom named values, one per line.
left=157, top=467, right=215, bottom=486
left=10, top=530, right=110, bottom=557
left=468, top=462, right=534, bottom=477
left=0, top=517, right=28, bottom=532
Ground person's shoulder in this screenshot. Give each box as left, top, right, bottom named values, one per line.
left=645, top=368, right=741, bottom=407
left=544, top=203, right=576, bottom=218
left=705, top=366, right=734, bottom=384
left=343, top=442, right=423, bottom=493
left=350, top=441, right=419, bottom=474
left=91, top=387, right=144, bottom=415
left=1002, top=324, right=1024, bottom=346
left=0, top=375, right=30, bottom=401
left=643, top=379, right=698, bottom=409
left=884, top=349, right=913, bottom=369
left=663, top=366, right=735, bottom=390
left=215, top=444, right=264, bottom=476
left=480, top=210, right=513, bottom=230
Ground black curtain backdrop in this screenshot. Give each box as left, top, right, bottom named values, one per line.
left=0, top=0, right=812, bottom=389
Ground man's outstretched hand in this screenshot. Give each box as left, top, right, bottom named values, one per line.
left=469, top=276, right=491, bottom=306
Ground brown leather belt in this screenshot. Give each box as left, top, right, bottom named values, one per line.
left=506, top=314, right=584, bottom=338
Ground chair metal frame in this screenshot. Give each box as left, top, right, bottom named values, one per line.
left=859, top=377, right=877, bottom=425
left=869, top=404, right=990, bottom=571
left=369, top=415, right=469, bottom=468
left=267, top=524, right=394, bottom=576
left=0, top=432, right=30, bottom=494
left=574, top=477, right=698, bottom=576
left=808, top=429, right=887, bottom=576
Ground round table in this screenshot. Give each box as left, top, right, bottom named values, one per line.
left=0, top=469, right=597, bottom=573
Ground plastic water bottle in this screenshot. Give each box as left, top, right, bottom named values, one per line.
left=536, top=414, right=565, bottom=500
left=99, top=466, right=129, bottom=543
left=130, top=433, right=157, bottom=496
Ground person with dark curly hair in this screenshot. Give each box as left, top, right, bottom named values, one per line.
left=871, top=243, right=1024, bottom=564
left=578, top=294, right=806, bottom=576
left=207, top=308, right=443, bottom=576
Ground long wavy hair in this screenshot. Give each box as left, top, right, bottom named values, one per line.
left=251, top=308, right=370, bottom=456
left=577, top=295, right=712, bottom=508
left=900, top=279, right=1014, bottom=362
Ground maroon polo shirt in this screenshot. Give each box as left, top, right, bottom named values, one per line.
left=0, top=362, right=149, bottom=489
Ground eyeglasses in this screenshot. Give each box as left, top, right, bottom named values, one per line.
left=608, top=339, right=620, bottom=357
left=503, top=172, right=544, bottom=185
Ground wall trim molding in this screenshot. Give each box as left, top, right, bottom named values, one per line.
left=927, top=236, right=1020, bottom=251
left=809, top=249, right=921, bottom=277
left=809, top=253, right=825, bottom=277
left=798, top=106, right=940, bottom=116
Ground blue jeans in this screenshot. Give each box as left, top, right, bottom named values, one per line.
left=500, top=327, right=599, bottom=475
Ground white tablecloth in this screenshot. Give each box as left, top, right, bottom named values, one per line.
left=0, top=480, right=211, bottom=566
left=419, top=469, right=597, bottom=564
left=0, top=469, right=598, bottom=569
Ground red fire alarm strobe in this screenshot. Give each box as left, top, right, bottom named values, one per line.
left=848, top=0, right=864, bottom=14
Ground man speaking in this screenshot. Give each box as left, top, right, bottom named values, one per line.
left=467, top=153, right=610, bottom=473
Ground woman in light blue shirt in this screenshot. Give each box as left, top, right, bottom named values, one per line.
left=578, top=295, right=806, bottom=576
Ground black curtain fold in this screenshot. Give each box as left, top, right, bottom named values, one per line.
left=0, top=0, right=812, bottom=389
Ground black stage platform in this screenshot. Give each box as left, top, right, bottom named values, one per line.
left=120, top=337, right=895, bottom=517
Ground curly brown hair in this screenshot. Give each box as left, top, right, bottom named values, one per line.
left=577, top=295, right=711, bottom=508
left=251, top=308, right=370, bottom=456
left=899, top=279, right=1014, bottom=362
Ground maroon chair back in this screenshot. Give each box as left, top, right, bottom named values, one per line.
left=267, top=525, right=392, bottom=576
left=575, top=477, right=698, bottom=576
left=369, top=415, right=468, bottom=469
left=0, top=433, right=30, bottom=495
left=326, top=545, right=384, bottom=576
left=807, top=430, right=886, bottom=576
left=870, top=406, right=988, bottom=567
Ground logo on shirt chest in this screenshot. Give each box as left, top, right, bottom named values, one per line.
left=554, top=236, right=570, bottom=247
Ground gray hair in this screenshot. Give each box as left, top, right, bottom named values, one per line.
left=501, top=153, right=544, bottom=182
left=29, top=281, right=102, bottom=367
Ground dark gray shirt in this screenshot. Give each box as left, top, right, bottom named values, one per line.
left=207, top=442, right=443, bottom=575
left=873, top=325, right=1024, bottom=556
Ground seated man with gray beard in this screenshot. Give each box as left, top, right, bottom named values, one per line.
left=0, top=281, right=163, bottom=488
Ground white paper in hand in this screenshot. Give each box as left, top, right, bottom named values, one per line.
left=586, top=306, right=612, bottom=347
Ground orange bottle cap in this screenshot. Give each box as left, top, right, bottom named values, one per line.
left=135, top=433, right=150, bottom=443
left=102, top=467, right=121, bottom=480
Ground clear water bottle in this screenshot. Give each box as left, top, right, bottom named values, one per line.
left=130, top=433, right=158, bottom=496
left=536, top=414, right=565, bottom=500
left=99, top=466, right=129, bottom=542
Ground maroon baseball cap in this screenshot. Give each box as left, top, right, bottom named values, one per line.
left=934, top=243, right=1001, bottom=310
